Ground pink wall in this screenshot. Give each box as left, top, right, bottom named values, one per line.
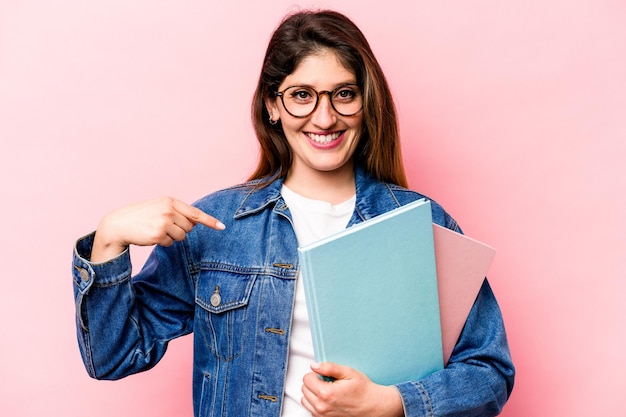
left=1, top=1, right=624, bottom=416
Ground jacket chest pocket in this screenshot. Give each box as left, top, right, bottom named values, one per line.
left=195, top=270, right=257, bottom=361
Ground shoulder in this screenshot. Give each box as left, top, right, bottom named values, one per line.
left=386, top=183, right=461, bottom=232
left=191, top=180, right=258, bottom=213
left=355, top=167, right=461, bottom=232
left=190, top=177, right=281, bottom=219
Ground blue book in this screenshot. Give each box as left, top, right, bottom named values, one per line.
left=297, top=199, right=443, bottom=386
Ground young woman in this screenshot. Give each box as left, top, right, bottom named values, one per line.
left=73, top=10, right=514, bottom=417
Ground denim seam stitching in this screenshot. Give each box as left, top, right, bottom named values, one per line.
left=415, top=381, right=435, bottom=416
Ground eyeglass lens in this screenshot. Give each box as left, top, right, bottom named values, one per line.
left=280, top=85, right=362, bottom=117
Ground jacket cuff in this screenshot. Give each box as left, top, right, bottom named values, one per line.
left=395, top=380, right=433, bottom=417
left=72, top=232, right=132, bottom=293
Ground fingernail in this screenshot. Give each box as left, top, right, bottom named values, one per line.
left=216, top=221, right=226, bottom=230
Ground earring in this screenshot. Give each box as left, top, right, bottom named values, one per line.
left=269, top=111, right=278, bottom=125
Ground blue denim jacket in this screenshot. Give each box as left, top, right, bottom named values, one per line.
left=73, top=167, right=514, bottom=417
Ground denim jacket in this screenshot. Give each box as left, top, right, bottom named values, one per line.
left=73, top=166, right=514, bottom=417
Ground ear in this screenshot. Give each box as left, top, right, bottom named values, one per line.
left=265, top=96, right=280, bottom=123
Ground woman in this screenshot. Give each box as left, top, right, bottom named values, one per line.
left=73, top=10, right=514, bottom=417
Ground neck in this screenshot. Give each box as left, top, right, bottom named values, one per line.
left=284, top=163, right=356, bottom=205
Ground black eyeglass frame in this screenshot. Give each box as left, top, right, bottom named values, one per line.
left=274, top=83, right=364, bottom=118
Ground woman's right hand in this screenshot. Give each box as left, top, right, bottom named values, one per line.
left=90, top=197, right=225, bottom=263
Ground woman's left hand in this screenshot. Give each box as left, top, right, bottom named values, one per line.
left=301, top=362, right=405, bottom=417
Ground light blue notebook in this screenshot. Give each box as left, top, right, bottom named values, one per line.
left=298, top=198, right=443, bottom=386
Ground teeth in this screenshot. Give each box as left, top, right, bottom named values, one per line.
left=308, top=132, right=341, bottom=144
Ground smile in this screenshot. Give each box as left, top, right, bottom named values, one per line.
left=306, top=131, right=342, bottom=144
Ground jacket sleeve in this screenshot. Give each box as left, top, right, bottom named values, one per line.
left=395, top=279, right=515, bottom=417
left=392, top=202, right=515, bottom=417
left=72, top=232, right=195, bottom=379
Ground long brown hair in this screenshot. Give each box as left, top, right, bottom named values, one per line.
left=249, top=10, right=407, bottom=188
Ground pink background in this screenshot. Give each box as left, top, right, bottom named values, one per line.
left=1, top=1, right=624, bottom=416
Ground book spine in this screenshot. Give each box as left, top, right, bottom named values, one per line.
left=299, top=252, right=325, bottom=362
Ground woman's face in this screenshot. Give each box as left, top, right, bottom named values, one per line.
left=266, top=49, right=364, bottom=182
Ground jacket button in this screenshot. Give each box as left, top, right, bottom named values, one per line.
left=78, top=268, right=89, bottom=282
left=210, top=286, right=221, bottom=307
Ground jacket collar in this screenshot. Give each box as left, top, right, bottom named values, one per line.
left=233, top=175, right=285, bottom=219
left=233, top=165, right=403, bottom=222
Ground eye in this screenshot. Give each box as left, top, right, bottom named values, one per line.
left=334, top=87, right=358, bottom=102
left=288, top=88, right=315, bottom=103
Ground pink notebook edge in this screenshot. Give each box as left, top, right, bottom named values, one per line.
left=432, top=224, right=496, bottom=365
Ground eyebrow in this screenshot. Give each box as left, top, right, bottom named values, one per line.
left=280, top=81, right=358, bottom=91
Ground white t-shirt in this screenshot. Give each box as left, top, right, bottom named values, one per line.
left=280, top=185, right=355, bottom=417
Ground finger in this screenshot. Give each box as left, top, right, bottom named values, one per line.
left=311, top=362, right=348, bottom=381
left=165, top=222, right=188, bottom=242
left=157, top=234, right=176, bottom=247
left=172, top=199, right=226, bottom=230
left=303, top=373, right=337, bottom=408
left=171, top=211, right=195, bottom=233
left=300, top=394, right=315, bottom=416
left=301, top=386, right=319, bottom=416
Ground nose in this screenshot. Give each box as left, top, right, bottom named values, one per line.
left=311, top=92, right=337, bottom=128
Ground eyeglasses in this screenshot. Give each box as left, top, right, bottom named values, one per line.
left=275, top=84, right=363, bottom=118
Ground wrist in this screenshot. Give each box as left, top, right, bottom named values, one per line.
left=91, top=224, right=127, bottom=263
left=382, top=385, right=405, bottom=417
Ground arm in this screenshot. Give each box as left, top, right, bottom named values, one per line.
left=300, top=281, right=514, bottom=417
left=73, top=234, right=190, bottom=378
left=90, top=197, right=224, bottom=262
left=300, top=200, right=513, bottom=416
left=395, top=280, right=514, bottom=417
left=72, top=197, right=224, bottom=379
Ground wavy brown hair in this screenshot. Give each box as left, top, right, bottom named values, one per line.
left=249, top=10, right=407, bottom=188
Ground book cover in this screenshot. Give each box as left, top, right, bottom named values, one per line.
left=298, top=199, right=444, bottom=386
left=432, top=224, right=496, bottom=364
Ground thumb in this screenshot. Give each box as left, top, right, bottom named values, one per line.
left=310, top=362, right=352, bottom=381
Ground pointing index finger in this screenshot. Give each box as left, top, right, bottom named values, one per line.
left=173, top=199, right=226, bottom=230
